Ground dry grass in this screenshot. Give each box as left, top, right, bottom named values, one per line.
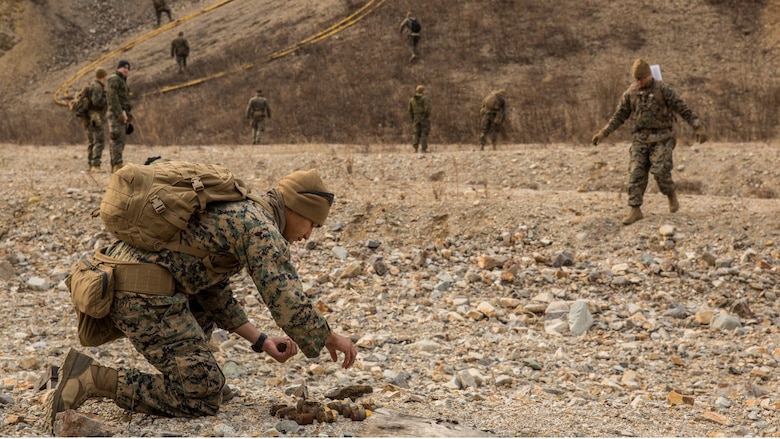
left=3, top=0, right=779, bottom=146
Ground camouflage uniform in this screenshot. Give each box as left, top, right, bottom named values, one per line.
left=171, top=34, right=189, bottom=73
left=106, top=70, right=132, bottom=168
left=479, top=90, right=506, bottom=150
left=408, top=89, right=431, bottom=152
left=245, top=92, right=271, bottom=145
left=103, top=194, right=331, bottom=417
left=399, top=16, right=421, bottom=60
left=153, top=0, right=172, bottom=27
left=84, top=79, right=107, bottom=167
left=598, top=79, right=703, bottom=207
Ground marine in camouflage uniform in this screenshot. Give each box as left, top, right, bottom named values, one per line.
left=245, top=89, right=272, bottom=145
left=85, top=68, right=108, bottom=173
left=47, top=169, right=356, bottom=424
left=171, top=31, right=189, bottom=73
left=592, top=58, right=708, bottom=225
left=153, top=0, right=172, bottom=27
left=399, top=12, right=420, bottom=61
left=479, top=89, right=506, bottom=151
left=106, top=60, right=133, bottom=173
left=408, top=85, right=431, bottom=153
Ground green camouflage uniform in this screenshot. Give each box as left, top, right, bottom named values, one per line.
left=479, top=91, right=506, bottom=150
left=171, top=36, right=189, bottom=73
left=408, top=92, right=431, bottom=152
left=85, top=79, right=107, bottom=167
left=106, top=71, right=132, bottom=167
left=104, top=193, right=331, bottom=417
left=153, top=0, right=172, bottom=27
left=598, top=79, right=703, bottom=207
left=399, top=17, right=420, bottom=57
left=245, top=94, right=271, bottom=145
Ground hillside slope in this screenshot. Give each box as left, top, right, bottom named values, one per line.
left=0, top=0, right=777, bottom=145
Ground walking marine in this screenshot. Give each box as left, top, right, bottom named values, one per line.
left=592, top=58, right=708, bottom=225
left=399, top=12, right=421, bottom=62
left=408, top=85, right=431, bottom=153
left=48, top=167, right=356, bottom=429
left=153, top=0, right=172, bottom=27
left=245, top=89, right=272, bottom=145
left=479, top=89, right=507, bottom=151
left=171, top=31, right=190, bottom=73
left=84, top=68, right=108, bottom=173
left=106, top=60, right=133, bottom=173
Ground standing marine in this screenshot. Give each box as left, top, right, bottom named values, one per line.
left=245, top=89, right=272, bottom=145
left=106, top=60, right=133, bottom=173
left=408, top=85, right=431, bottom=153
left=171, top=31, right=190, bottom=73
left=591, top=58, right=708, bottom=225
left=84, top=68, right=108, bottom=173
left=479, top=89, right=507, bottom=151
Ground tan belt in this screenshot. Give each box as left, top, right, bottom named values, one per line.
left=114, top=263, right=175, bottom=296
left=94, top=248, right=176, bottom=296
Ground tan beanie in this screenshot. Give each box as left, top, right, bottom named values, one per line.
left=631, top=58, right=651, bottom=80
left=416, top=85, right=425, bottom=93
left=277, top=169, right=333, bottom=226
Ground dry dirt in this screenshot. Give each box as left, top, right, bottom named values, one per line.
left=1, top=141, right=779, bottom=437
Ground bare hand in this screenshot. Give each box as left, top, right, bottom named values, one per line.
left=265, top=335, right=298, bottom=363
left=324, top=332, right=357, bottom=369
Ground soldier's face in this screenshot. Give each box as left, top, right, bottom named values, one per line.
left=283, top=209, right=314, bottom=243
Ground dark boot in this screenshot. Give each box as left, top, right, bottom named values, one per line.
left=668, top=191, right=679, bottom=213
left=47, top=349, right=118, bottom=432
left=621, top=207, right=644, bottom=225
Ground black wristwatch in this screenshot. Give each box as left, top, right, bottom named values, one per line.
left=251, top=333, right=267, bottom=353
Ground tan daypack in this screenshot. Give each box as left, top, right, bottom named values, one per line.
left=98, top=160, right=251, bottom=268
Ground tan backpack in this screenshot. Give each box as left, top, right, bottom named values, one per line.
left=99, top=160, right=250, bottom=262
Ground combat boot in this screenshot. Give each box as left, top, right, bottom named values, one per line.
left=621, top=207, right=644, bottom=225
left=89, top=166, right=101, bottom=174
left=111, top=163, right=124, bottom=173
left=667, top=191, right=680, bottom=213
left=47, top=349, right=117, bottom=432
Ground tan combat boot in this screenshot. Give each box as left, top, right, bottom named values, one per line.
left=667, top=191, right=679, bottom=213
left=111, top=163, right=124, bottom=173
left=621, top=207, right=644, bottom=225
left=89, top=166, right=101, bottom=174
left=47, top=349, right=118, bottom=432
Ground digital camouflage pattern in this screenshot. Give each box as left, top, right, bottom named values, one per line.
left=106, top=71, right=131, bottom=167
left=245, top=94, right=271, bottom=145
left=408, top=91, right=431, bottom=152
left=85, top=79, right=107, bottom=167
left=479, top=90, right=506, bottom=150
left=598, top=79, right=703, bottom=207
left=104, top=195, right=331, bottom=416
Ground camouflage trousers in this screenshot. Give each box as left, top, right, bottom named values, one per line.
left=251, top=117, right=266, bottom=145
left=175, top=55, right=187, bottom=72
left=84, top=116, right=106, bottom=167
left=108, top=113, right=126, bottom=166
left=156, top=8, right=172, bottom=27
left=411, top=116, right=430, bottom=152
left=479, top=112, right=501, bottom=149
left=109, top=291, right=225, bottom=417
left=407, top=34, right=420, bottom=56
left=626, top=135, right=676, bottom=207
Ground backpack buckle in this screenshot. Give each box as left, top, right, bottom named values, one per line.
left=191, top=178, right=204, bottom=192
left=150, top=196, right=166, bottom=214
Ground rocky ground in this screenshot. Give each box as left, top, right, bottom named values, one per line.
left=1, top=141, right=779, bottom=437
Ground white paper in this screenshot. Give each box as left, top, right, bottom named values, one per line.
left=650, top=64, right=662, bottom=81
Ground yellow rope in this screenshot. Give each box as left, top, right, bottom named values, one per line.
left=55, top=0, right=386, bottom=103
